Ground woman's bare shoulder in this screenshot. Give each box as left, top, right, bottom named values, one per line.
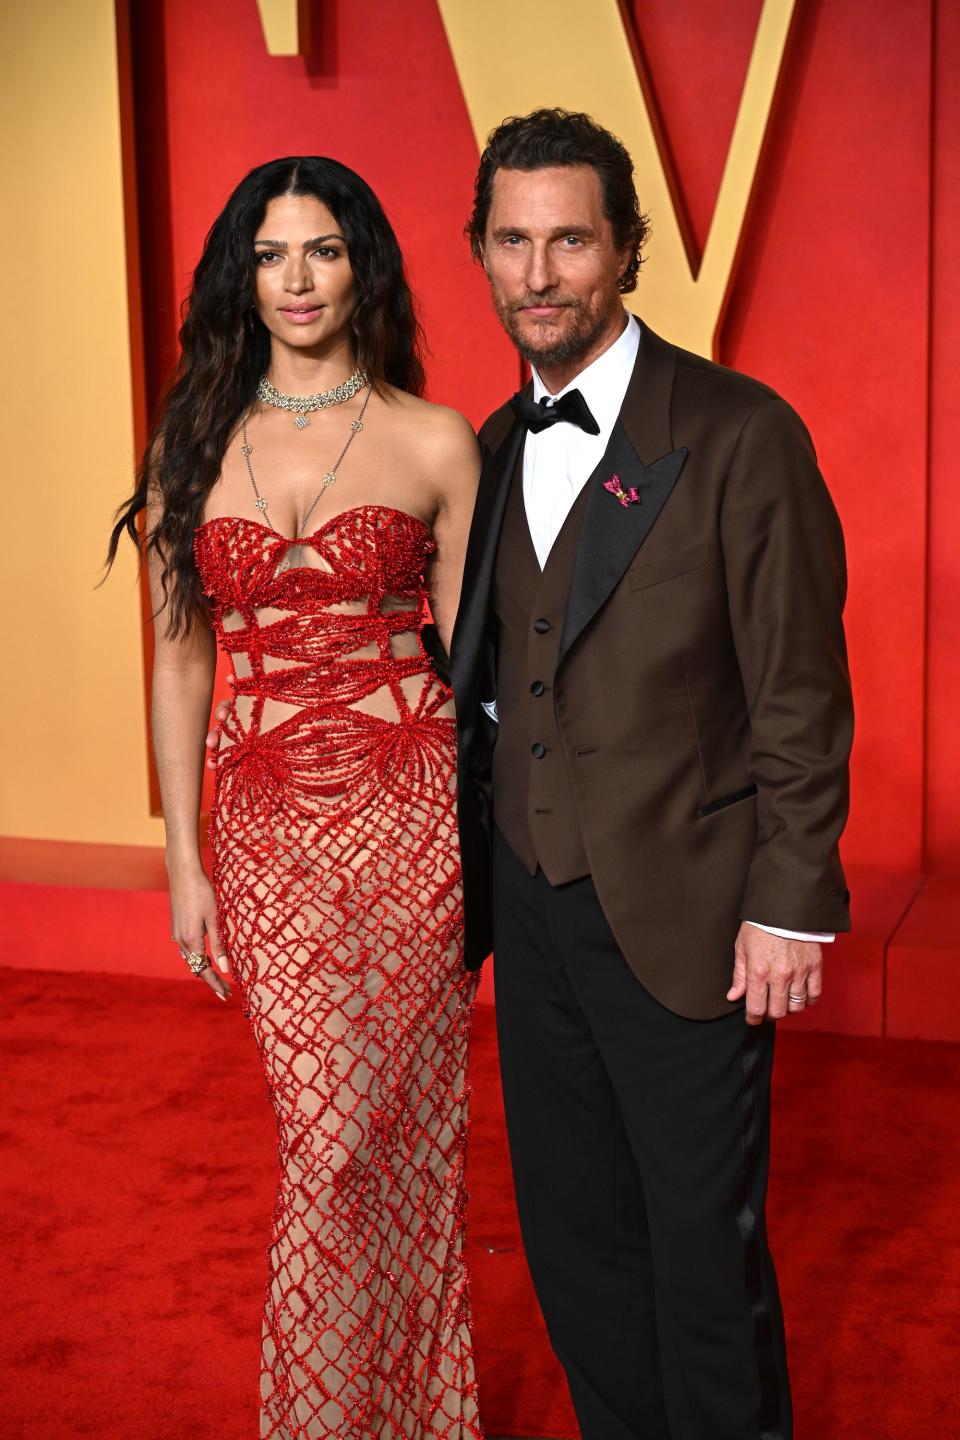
left=377, top=388, right=480, bottom=504
left=379, top=386, right=477, bottom=451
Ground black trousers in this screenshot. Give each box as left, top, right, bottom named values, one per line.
left=491, top=828, right=792, bottom=1440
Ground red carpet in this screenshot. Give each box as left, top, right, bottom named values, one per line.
left=2, top=966, right=959, bottom=1439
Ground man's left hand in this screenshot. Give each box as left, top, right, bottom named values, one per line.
left=726, top=924, right=822, bottom=1024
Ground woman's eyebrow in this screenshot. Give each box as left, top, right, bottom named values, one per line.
left=253, top=234, right=346, bottom=248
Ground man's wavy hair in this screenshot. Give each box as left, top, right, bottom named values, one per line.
left=106, top=156, right=424, bottom=637
left=467, top=108, right=651, bottom=293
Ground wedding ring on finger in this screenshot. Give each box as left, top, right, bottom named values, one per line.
left=183, top=949, right=212, bottom=977
left=788, top=990, right=808, bottom=1005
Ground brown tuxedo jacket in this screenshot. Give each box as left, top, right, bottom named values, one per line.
left=449, top=321, right=853, bottom=1018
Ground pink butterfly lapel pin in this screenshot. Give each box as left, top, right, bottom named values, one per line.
left=603, top=473, right=641, bottom=507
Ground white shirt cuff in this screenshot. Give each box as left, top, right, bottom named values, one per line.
left=745, top=921, right=835, bottom=943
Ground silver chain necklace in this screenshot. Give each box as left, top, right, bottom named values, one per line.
left=256, top=370, right=367, bottom=429
left=240, top=383, right=372, bottom=538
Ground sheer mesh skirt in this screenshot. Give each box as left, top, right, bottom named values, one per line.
left=212, top=717, right=481, bottom=1439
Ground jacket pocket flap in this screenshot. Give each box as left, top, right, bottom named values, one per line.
left=628, top=540, right=713, bottom=591
left=697, top=784, right=758, bottom=819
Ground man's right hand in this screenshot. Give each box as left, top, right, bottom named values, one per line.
left=205, top=701, right=230, bottom=769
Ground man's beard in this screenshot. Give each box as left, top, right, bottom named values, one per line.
left=494, top=290, right=612, bottom=370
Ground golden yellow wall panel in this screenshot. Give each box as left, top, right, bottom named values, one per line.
left=0, top=0, right=162, bottom=846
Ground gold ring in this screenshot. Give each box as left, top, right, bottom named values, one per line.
left=184, top=950, right=211, bottom=976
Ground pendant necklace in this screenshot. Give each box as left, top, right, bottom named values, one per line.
left=256, top=370, right=367, bottom=429
left=240, top=382, right=372, bottom=538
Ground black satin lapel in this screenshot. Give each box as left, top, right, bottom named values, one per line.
left=557, top=426, right=688, bottom=667
left=619, top=321, right=677, bottom=465
left=450, top=419, right=525, bottom=700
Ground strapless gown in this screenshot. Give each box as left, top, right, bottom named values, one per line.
left=194, top=505, right=482, bottom=1440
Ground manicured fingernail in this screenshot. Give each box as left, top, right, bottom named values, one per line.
left=216, top=991, right=227, bottom=1001
left=216, top=956, right=229, bottom=973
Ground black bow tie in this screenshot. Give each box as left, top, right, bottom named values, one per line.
left=509, top=388, right=600, bottom=436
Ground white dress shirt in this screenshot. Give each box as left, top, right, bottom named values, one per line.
left=522, top=311, right=833, bottom=947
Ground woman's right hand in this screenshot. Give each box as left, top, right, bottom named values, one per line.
left=168, top=858, right=231, bottom=1002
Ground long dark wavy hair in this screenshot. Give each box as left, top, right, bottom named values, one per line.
left=107, top=156, right=425, bottom=637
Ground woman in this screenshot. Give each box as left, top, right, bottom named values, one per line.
left=108, top=156, right=482, bottom=1439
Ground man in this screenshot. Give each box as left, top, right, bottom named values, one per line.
left=451, top=109, right=852, bottom=1440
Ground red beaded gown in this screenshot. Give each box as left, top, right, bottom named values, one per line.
left=194, top=504, right=482, bottom=1440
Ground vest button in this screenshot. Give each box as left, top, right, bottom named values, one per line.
left=530, top=680, right=545, bottom=697
left=533, top=618, right=551, bottom=634
left=531, top=741, right=546, bottom=759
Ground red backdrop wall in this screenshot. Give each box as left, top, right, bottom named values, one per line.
left=126, top=0, right=960, bottom=907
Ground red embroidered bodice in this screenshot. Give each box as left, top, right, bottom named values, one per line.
left=194, top=505, right=455, bottom=799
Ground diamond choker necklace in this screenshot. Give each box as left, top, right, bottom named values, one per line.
left=256, top=371, right=367, bottom=429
